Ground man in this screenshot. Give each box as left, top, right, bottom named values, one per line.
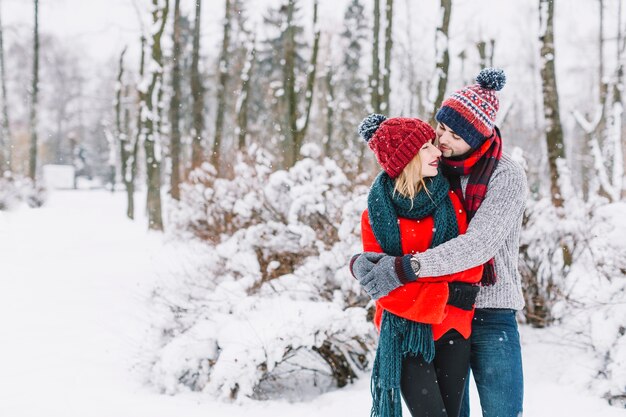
left=351, top=68, right=527, bottom=417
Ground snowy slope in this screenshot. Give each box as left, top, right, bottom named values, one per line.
left=0, top=190, right=623, bottom=417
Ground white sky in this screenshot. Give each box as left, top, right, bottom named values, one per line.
left=1, top=0, right=621, bottom=130
left=0, top=0, right=352, bottom=65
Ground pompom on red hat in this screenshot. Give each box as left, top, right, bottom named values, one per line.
left=358, top=114, right=436, bottom=179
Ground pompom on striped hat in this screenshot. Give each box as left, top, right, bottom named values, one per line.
left=435, top=68, right=506, bottom=149
left=358, top=114, right=436, bottom=179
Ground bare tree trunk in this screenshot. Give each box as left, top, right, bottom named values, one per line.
left=539, top=0, right=566, bottom=209
left=282, top=0, right=297, bottom=168
left=615, top=0, right=626, bottom=199
left=0, top=1, right=11, bottom=173
left=190, top=0, right=205, bottom=171
left=477, top=39, right=496, bottom=70
left=128, top=37, right=147, bottom=220
left=476, top=40, right=486, bottom=69
left=116, top=46, right=139, bottom=218
left=292, top=0, right=320, bottom=163
left=211, top=0, right=232, bottom=174
left=432, top=0, right=451, bottom=119
left=141, top=0, right=169, bottom=231
left=115, top=46, right=127, bottom=194
left=28, top=0, right=39, bottom=180
left=370, top=0, right=381, bottom=113
left=614, top=0, right=623, bottom=106
left=574, top=0, right=612, bottom=201
left=236, top=38, right=255, bottom=151
left=599, top=0, right=608, bottom=107
left=381, top=0, right=393, bottom=113
left=283, top=0, right=320, bottom=168
left=324, top=64, right=334, bottom=156
left=169, top=0, right=182, bottom=200
left=123, top=86, right=134, bottom=217
left=457, top=50, right=466, bottom=85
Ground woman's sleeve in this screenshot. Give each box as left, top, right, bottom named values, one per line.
left=361, top=211, right=383, bottom=253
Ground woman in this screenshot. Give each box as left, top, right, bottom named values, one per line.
left=350, top=114, right=483, bottom=417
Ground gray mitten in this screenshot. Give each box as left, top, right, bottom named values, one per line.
left=349, top=252, right=417, bottom=300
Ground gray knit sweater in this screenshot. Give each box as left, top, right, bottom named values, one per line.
left=415, top=153, right=528, bottom=310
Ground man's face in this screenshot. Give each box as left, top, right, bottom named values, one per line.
left=435, top=122, right=473, bottom=158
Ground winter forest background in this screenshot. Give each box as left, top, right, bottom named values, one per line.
left=1, top=0, right=625, bottom=415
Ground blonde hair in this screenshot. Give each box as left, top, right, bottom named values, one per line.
left=393, top=154, right=429, bottom=202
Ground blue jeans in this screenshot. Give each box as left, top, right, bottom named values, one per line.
left=460, top=308, right=524, bottom=417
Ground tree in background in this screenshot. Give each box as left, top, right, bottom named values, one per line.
left=333, top=0, right=369, bottom=171
left=431, top=0, right=451, bottom=120
left=539, top=0, right=566, bottom=209
left=235, top=33, right=255, bottom=152
left=369, top=0, right=393, bottom=114
left=0, top=0, right=11, bottom=173
left=476, top=38, right=495, bottom=70
left=370, top=0, right=380, bottom=113
left=28, top=0, right=39, bottom=180
left=257, top=1, right=305, bottom=159
left=370, top=0, right=393, bottom=113
left=169, top=0, right=182, bottom=200
left=190, top=0, right=204, bottom=171
left=211, top=0, right=232, bottom=174
left=115, top=46, right=140, bottom=219
left=140, top=0, right=169, bottom=231
left=45, top=42, right=85, bottom=167
left=126, top=36, right=146, bottom=220
left=282, top=0, right=320, bottom=168
left=260, top=0, right=319, bottom=168
left=398, top=0, right=430, bottom=118
left=113, top=47, right=128, bottom=193
left=573, top=0, right=624, bottom=202
left=381, top=0, right=393, bottom=113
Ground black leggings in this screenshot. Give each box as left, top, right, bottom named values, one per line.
left=400, top=330, right=471, bottom=417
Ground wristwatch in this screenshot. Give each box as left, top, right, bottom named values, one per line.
left=410, top=256, right=421, bottom=277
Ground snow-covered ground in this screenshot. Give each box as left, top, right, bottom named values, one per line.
left=0, top=189, right=623, bottom=417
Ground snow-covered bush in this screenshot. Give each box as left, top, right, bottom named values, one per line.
left=0, top=172, right=47, bottom=210
left=520, top=196, right=626, bottom=405
left=519, top=197, right=580, bottom=326
left=155, top=145, right=375, bottom=401
left=563, top=202, right=626, bottom=406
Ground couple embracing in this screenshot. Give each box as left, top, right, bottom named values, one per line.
left=349, top=68, right=527, bottom=417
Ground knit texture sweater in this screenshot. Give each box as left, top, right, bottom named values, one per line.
left=414, top=153, right=528, bottom=310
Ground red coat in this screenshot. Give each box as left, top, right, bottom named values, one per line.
left=361, top=190, right=483, bottom=340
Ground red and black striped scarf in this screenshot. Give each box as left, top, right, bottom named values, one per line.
left=440, top=126, right=503, bottom=286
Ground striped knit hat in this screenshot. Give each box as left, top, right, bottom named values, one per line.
left=358, top=114, right=436, bottom=179
left=435, top=68, right=506, bottom=149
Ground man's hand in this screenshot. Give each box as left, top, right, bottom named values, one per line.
left=447, top=282, right=480, bottom=310
left=349, top=252, right=416, bottom=300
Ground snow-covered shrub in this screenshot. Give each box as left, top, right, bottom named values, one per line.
left=0, top=172, right=47, bottom=210
left=521, top=196, right=626, bottom=405
left=519, top=197, right=580, bottom=326
left=563, top=202, right=626, bottom=406
left=155, top=145, right=375, bottom=401
left=168, top=148, right=270, bottom=242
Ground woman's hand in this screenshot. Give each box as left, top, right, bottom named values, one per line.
left=349, top=252, right=416, bottom=299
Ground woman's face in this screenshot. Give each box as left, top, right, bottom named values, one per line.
left=418, top=139, right=442, bottom=177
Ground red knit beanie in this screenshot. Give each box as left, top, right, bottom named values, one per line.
left=358, top=114, right=436, bottom=178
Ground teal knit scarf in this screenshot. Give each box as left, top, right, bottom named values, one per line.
left=367, top=171, right=459, bottom=417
